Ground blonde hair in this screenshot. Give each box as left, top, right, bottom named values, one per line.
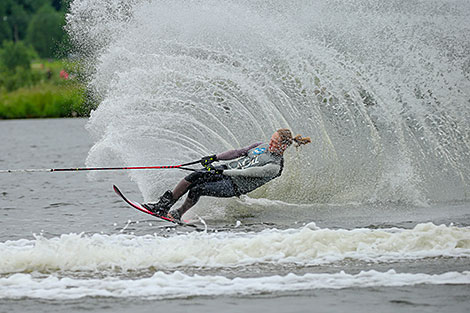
left=277, top=128, right=311, bottom=147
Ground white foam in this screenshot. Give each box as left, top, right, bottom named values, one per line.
left=1, top=269, right=469, bottom=300
left=1, top=223, right=469, bottom=273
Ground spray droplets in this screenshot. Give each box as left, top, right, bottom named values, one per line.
left=68, top=0, right=470, bottom=205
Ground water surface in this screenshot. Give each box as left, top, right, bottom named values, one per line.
left=0, top=119, right=469, bottom=313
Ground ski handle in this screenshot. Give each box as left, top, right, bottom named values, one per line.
left=0, top=159, right=202, bottom=174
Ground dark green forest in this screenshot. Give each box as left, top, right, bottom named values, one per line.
left=0, top=0, right=67, bottom=58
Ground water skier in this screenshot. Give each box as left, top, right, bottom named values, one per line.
left=143, top=129, right=311, bottom=221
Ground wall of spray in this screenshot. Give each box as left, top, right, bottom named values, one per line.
left=66, top=0, right=470, bottom=205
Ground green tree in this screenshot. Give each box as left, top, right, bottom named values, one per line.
left=0, top=40, right=38, bottom=91
left=0, top=21, right=12, bottom=45
left=52, top=0, right=67, bottom=11
left=0, top=0, right=13, bottom=43
left=9, top=3, right=29, bottom=42
left=15, top=0, right=50, bottom=14
left=26, top=3, right=64, bottom=58
left=0, top=0, right=31, bottom=43
left=0, top=40, right=34, bottom=71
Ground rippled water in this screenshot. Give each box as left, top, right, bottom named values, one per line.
left=0, top=119, right=469, bottom=313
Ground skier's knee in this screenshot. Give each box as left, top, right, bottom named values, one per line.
left=187, top=185, right=203, bottom=203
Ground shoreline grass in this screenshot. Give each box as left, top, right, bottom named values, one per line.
left=0, top=60, right=92, bottom=119
left=0, top=82, right=87, bottom=119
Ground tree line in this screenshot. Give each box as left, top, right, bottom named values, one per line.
left=0, top=0, right=70, bottom=92
left=0, top=0, right=67, bottom=59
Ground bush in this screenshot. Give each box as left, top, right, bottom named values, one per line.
left=0, top=40, right=36, bottom=71
left=0, top=66, right=42, bottom=91
left=0, top=40, right=39, bottom=91
left=0, top=83, right=87, bottom=119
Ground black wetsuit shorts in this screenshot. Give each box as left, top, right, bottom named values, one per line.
left=184, top=170, right=238, bottom=202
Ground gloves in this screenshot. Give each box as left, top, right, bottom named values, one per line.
left=201, top=155, right=223, bottom=174
left=204, top=164, right=223, bottom=174
left=201, top=154, right=217, bottom=166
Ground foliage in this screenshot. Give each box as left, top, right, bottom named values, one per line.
left=9, top=3, right=29, bottom=41
left=0, top=1, right=14, bottom=43
left=0, top=82, right=88, bottom=119
left=0, top=40, right=38, bottom=91
left=20, top=0, right=52, bottom=13
left=0, top=40, right=35, bottom=70
left=0, top=1, right=71, bottom=79
left=0, top=1, right=91, bottom=119
left=0, top=66, right=40, bottom=92
left=26, top=3, right=65, bottom=58
left=0, top=0, right=68, bottom=47
left=0, top=59, right=92, bottom=119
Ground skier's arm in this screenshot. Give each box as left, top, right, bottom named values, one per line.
left=215, top=142, right=262, bottom=161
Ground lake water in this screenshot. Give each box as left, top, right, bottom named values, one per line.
left=0, top=118, right=469, bottom=312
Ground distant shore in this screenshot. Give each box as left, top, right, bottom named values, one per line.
left=0, top=60, right=92, bottom=119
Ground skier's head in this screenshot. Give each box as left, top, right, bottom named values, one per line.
left=269, top=129, right=311, bottom=154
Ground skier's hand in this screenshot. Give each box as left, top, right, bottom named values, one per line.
left=201, top=154, right=217, bottom=166
left=204, top=164, right=224, bottom=175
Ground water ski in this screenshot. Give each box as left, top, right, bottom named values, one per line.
left=113, top=185, right=199, bottom=229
